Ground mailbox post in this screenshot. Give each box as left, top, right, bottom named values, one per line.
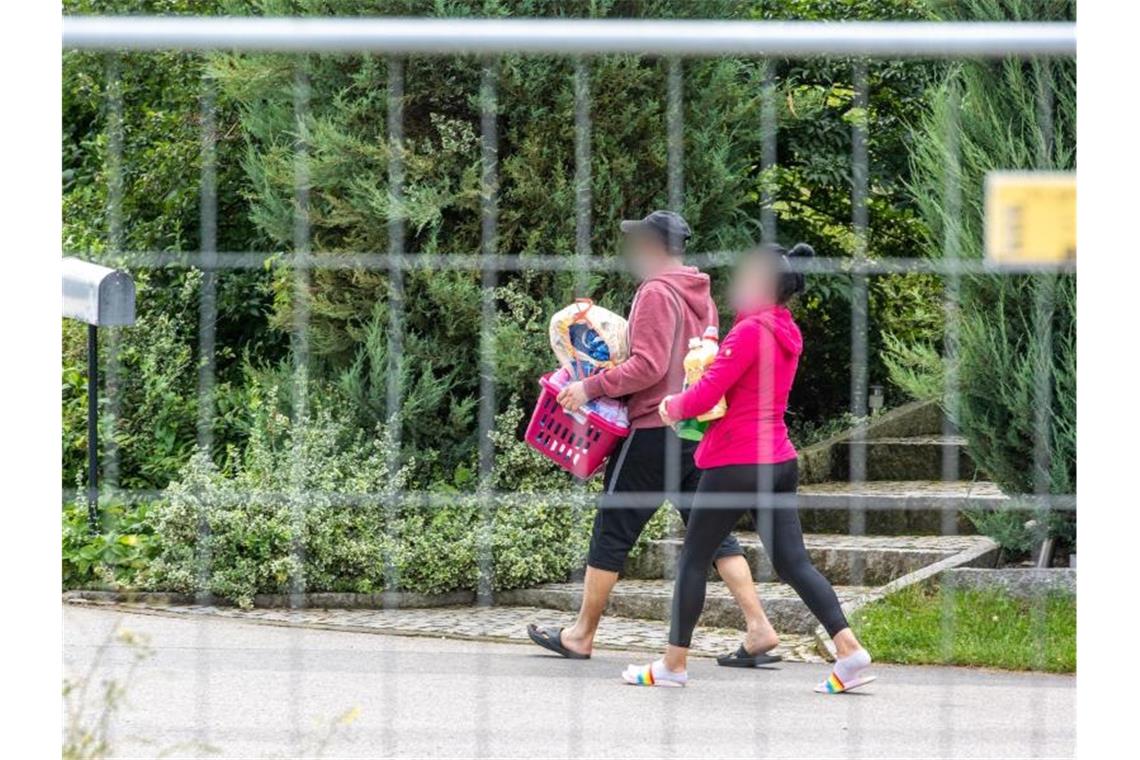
left=63, top=258, right=136, bottom=532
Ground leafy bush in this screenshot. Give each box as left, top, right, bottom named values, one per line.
left=881, top=332, right=943, bottom=402
left=964, top=506, right=1074, bottom=557
left=63, top=500, right=157, bottom=589
left=138, top=377, right=592, bottom=606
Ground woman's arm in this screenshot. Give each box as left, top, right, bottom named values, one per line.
left=666, top=320, right=759, bottom=420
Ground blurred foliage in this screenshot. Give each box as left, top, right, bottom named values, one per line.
left=205, top=0, right=940, bottom=481
left=63, top=0, right=943, bottom=487
left=964, top=505, right=1075, bottom=558
left=62, top=0, right=286, bottom=490
left=63, top=499, right=157, bottom=589
left=887, top=0, right=1076, bottom=503
left=60, top=0, right=1075, bottom=593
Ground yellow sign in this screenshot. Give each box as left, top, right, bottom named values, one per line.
left=984, top=172, right=1076, bottom=266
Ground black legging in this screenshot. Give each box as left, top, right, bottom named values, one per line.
left=669, top=459, right=850, bottom=648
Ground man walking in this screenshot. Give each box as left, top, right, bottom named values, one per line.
left=526, top=211, right=780, bottom=664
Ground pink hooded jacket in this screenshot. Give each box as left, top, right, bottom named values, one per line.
left=665, top=304, right=801, bottom=468
left=582, top=266, right=717, bottom=430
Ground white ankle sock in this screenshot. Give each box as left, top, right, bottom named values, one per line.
left=652, top=659, right=688, bottom=685
left=834, top=648, right=872, bottom=684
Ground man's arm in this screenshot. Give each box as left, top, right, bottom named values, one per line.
left=582, top=286, right=678, bottom=400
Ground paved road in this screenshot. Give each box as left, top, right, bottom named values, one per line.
left=64, top=605, right=1074, bottom=759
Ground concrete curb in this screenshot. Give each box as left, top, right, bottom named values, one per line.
left=62, top=588, right=476, bottom=609
left=943, top=567, right=1075, bottom=598
left=811, top=536, right=1000, bottom=660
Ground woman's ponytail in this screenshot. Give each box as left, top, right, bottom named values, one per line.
left=781, top=242, right=813, bottom=303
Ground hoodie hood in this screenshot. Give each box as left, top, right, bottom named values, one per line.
left=739, top=304, right=803, bottom=356
left=643, top=265, right=714, bottom=326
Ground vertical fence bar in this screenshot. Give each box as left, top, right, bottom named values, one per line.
left=759, top=60, right=778, bottom=244
left=85, top=326, right=98, bottom=531
left=754, top=55, right=780, bottom=757
left=386, top=58, right=406, bottom=438
left=847, top=63, right=870, bottom=586
left=192, top=74, right=219, bottom=750
left=381, top=55, right=406, bottom=758
left=664, top=56, right=685, bottom=511
left=477, top=60, right=499, bottom=603
left=939, top=82, right=962, bottom=536
left=666, top=58, right=684, bottom=216
left=1033, top=57, right=1057, bottom=566
left=287, top=61, right=312, bottom=755
left=937, top=77, right=962, bottom=759
left=196, top=82, right=218, bottom=453
left=1028, top=57, right=1057, bottom=757
left=568, top=55, right=592, bottom=759
left=476, top=59, right=500, bottom=759
left=660, top=55, right=685, bottom=756
left=103, top=54, right=124, bottom=494
left=573, top=58, right=592, bottom=294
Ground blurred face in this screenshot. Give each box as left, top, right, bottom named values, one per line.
left=623, top=231, right=669, bottom=281
left=729, top=255, right=779, bottom=312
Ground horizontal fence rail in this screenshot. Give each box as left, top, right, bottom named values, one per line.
left=62, top=17, right=1076, bottom=57
left=70, top=250, right=1077, bottom=275
left=60, top=489, right=1077, bottom=512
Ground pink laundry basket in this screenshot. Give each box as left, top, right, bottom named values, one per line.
left=524, top=373, right=629, bottom=479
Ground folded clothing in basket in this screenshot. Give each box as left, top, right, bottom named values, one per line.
left=546, top=367, right=629, bottom=430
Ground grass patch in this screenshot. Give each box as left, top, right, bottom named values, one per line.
left=851, top=584, right=1075, bottom=673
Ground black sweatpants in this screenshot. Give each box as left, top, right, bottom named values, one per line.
left=587, top=426, right=744, bottom=573
left=669, top=459, right=850, bottom=647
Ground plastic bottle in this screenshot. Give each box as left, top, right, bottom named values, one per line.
left=691, top=326, right=728, bottom=422
left=674, top=326, right=727, bottom=441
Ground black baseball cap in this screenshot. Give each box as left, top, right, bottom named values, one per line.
left=620, top=210, right=692, bottom=252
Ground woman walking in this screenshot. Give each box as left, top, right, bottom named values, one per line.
left=621, top=243, right=874, bottom=694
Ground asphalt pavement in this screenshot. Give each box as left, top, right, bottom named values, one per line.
left=63, top=605, right=1074, bottom=759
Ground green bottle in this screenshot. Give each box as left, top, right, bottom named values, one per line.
left=675, top=417, right=708, bottom=442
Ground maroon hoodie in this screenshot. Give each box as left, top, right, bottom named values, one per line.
left=582, top=265, right=718, bottom=429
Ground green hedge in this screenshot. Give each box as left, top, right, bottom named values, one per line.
left=129, top=379, right=592, bottom=606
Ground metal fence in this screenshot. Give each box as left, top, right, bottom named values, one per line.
left=62, top=15, right=1076, bottom=758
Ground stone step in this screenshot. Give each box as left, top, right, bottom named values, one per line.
left=496, top=579, right=874, bottom=634
left=625, top=533, right=993, bottom=586
left=830, top=435, right=979, bottom=481
left=796, top=479, right=1006, bottom=535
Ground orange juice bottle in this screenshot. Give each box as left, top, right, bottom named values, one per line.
left=675, top=327, right=727, bottom=441
left=686, top=326, right=727, bottom=422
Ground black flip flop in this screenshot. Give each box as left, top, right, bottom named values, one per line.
left=526, top=624, right=591, bottom=660
left=717, top=644, right=782, bottom=668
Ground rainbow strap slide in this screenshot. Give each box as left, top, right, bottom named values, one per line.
left=815, top=670, right=877, bottom=694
